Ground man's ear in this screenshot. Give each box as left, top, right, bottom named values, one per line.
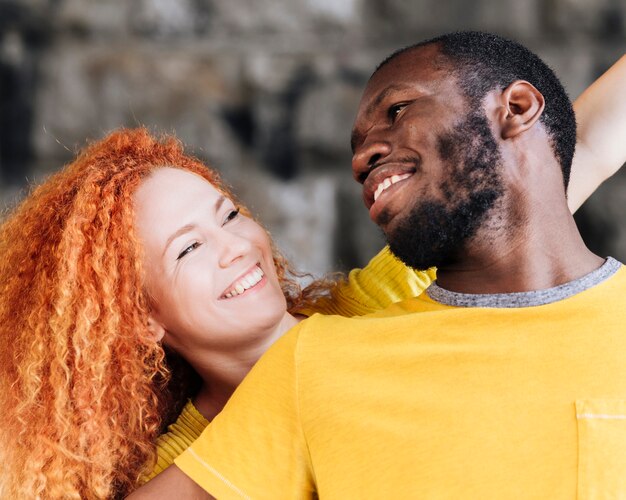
left=498, top=80, right=545, bottom=139
left=147, top=316, right=166, bottom=343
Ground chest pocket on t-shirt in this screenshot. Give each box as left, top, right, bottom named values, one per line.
left=576, top=400, right=626, bottom=499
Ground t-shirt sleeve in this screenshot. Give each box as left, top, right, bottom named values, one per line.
left=174, top=325, right=314, bottom=499
left=302, top=245, right=436, bottom=317
left=141, top=401, right=209, bottom=482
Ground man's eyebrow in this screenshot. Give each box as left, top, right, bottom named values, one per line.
left=351, top=84, right=412, bottom=153
left=162, top=195, right=227, bottom=257
left=367, top=84, right=411, bottom=116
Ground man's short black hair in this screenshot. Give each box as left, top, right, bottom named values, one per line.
left=376, top=31, right=577, bottom=189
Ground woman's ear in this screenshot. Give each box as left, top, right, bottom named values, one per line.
left=499, top=80, right=545, bottom=139
left=147, top=316, right=166, bottom=343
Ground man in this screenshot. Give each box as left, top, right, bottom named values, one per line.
left=132, top=32, right=626, bottom=498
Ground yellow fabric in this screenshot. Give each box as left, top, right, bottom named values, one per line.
left=298, top=245, right=436, bottom=317
left=146, top=246, right=433, bottom=481
left=176, top=268, right=626, bottom=499
left=145, top=400, right=209, bottom=480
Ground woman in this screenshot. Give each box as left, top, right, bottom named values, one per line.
left=0, top=128, right=428, bottom=499
left=1, top=55, right=625, bottom=499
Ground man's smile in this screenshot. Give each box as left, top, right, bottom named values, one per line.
left=361, top=160, right=419, bottom=224
left=373, top=173, right=413, bottom=202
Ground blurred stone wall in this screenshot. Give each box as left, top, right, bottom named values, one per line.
left=0, top=0, right=624, bottom=276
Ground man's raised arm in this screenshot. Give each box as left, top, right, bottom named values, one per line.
left=568, top=54, right=626, bottom=211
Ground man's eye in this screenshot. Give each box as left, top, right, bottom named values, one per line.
left=388, top=103, right=407, bottom=122
left=224, top=209, right=240, bottom=225
left=177, top=242, right=201, bottom=260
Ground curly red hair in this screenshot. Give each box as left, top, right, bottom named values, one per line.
left=0, top=128, right=310, bottom=498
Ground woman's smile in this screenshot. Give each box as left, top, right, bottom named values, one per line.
left=220, top=264, right=267, bottom=299
left=134, top=166, right=290, bottom=352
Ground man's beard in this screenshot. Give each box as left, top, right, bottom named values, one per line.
left=386, top=112, right=504, bottom=270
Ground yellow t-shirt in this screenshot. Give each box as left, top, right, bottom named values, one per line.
left=146, top=246, right=434, bottom=479
left=176, top=266, right=626, bottom=499
left=148, top=400, right=210, bottom=478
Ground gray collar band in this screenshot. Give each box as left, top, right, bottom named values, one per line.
left=426, top=257, right=622, bottom=308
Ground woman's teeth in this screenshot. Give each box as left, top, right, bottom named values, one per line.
left=373, top=173, right=412, bottom=202
left=223, top=266, right=264, bottom=298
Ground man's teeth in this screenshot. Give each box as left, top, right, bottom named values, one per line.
left=223, top=266, right=264, bottom=298
left=373, top=173, right=412, bottom=202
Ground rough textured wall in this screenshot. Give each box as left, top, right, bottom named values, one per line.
left=1, top=0, right=625, bottom=276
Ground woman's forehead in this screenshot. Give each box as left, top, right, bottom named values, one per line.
left=138, top=167, right=220, bottom=200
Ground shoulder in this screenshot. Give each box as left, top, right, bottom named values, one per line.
left=296, top=294, right=434, bottom=344
left=590, top=261, right=626, bottom=296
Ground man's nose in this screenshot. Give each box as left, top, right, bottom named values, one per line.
left=351, top=140, right=392, bottom=184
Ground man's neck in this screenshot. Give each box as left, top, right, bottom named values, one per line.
left=434, top=202, right=604, bottom=294
left=428, top=257, right=619, bottom=308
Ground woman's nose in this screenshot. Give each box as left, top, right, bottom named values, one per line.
left=218, top=231, right=253, bottom=268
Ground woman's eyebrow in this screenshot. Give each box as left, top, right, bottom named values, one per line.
left=214, top=195, right=226, bottom=213
left=162, top=196, right=227, bottom=257
left=163, top=223, right=196, bottom=258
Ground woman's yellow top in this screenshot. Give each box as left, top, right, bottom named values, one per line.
left=144, top=246, right=435, bottom=480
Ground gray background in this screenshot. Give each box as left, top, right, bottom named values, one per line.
left=1, top=0, right=625, bottom=277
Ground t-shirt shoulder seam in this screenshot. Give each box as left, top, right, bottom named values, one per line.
left=184, top=447, right=252, bottom=499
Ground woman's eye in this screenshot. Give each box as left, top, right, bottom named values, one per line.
left=223, top=209, right=240, bottom=225
left=177, top=242, right=201, bottom=260
left=388, top=103, right=407, bottom=122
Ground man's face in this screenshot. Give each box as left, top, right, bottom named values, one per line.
left=351, top=45, right=504, bottom=269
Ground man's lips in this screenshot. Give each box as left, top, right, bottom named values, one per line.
left=362, top=162, right=418, bottom=210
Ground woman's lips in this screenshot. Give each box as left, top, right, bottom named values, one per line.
left=221, top=264, right=265, bottom=299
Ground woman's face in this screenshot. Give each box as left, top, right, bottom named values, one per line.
left=133, top=167, right=288, bottom=353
